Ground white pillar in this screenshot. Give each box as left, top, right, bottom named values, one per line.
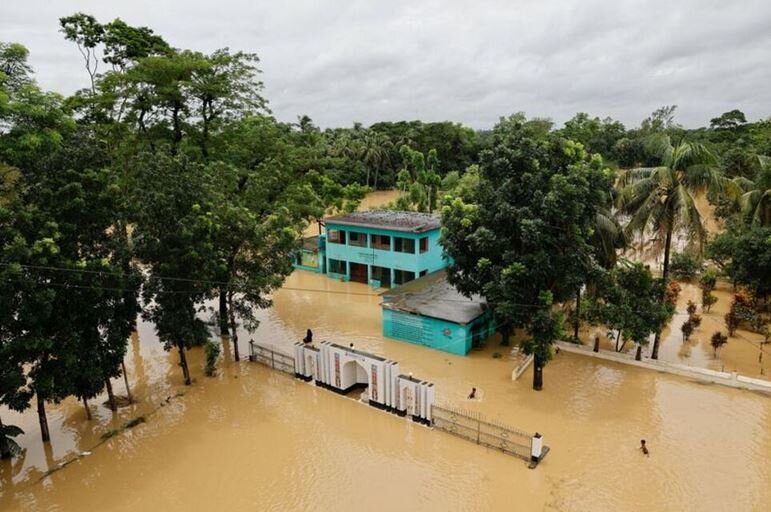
left=531, top=433, right=543, bottom=461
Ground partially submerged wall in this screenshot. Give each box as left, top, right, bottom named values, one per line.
left=556, top=341, right=771, bottom=394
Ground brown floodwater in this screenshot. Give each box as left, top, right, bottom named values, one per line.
left=2, top=191, right=771, bottom=511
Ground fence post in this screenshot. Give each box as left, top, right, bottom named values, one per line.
left=476, top=414, right=481, bottom=445
left=531, top=432, right=543, bottom=462
left=271, top=350, right=275, bottom=369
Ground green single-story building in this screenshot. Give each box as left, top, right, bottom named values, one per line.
left=381, top=270, right=495, bottom=355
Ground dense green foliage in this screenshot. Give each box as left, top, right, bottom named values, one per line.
left=440, top=114, right=615, bottom=389
left=584, top=263, right=672, bottom=359
left=0, top=16, right=365, bottom=452
left=669, top=252, right=701, bottom=280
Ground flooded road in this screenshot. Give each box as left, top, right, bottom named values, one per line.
left=2, top=190, right=771, bottom=511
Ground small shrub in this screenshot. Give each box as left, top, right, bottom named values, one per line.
left=205, top=340, right=221, bottom=377
left=689, top=313, right=702, bottom=328
left=700, top=269, right=718, bottom=291
left=701, top=290, right=718, bottom=313
left=710, top=331, right=728, bottom=356
left=724, top=310, right=740, bottom=336
left=686, top=300, right=697, bottom=316
left=670, top=252, right=701, bottom=280
left=665, top=281, right=682, bottom=306
left=681, top=320, right=694, bottom=341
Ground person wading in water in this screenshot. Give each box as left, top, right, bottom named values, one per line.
left=640, top=439, right=649, bottom=456
left=303, top=329, right=313, bottom=344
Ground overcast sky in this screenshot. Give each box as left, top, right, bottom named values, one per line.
left=3, top=0, right=770, bottom=129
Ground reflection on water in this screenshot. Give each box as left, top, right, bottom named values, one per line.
left=2, top=191, right=771, bottom=511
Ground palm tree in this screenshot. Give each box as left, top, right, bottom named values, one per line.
left=735, top=155, right=771, bottom=226
left=360, top=132, right=392, bottom=189
left=573, top=207, right=627, bottom=342
left=616, top=137, right=735, bottom=359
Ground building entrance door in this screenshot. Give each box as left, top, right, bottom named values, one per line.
left=350, top=262, right=368, bottom=284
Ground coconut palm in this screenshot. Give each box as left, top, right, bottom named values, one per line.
left=573, top=206, right=627, bottom=341
left=616, top=137, right=736, bottom=359
left=360, top=132, right=393, bottom=189
left=734, top=155, right=771, bottom=226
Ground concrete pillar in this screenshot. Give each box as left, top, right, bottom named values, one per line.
left=390, top=267, right=395, bottom=286
left=531, top=433, right=543, bottom=461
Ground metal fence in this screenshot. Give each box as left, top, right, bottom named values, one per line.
left=431, top=405, right=532, bottom=461
left=248, top=341, right=295, bottom=375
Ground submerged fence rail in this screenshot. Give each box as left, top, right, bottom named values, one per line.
left=247, top=341, right=549, bottom=468
left=431, top=405, right=537, bottom=462
left=248, top=341, right=295, bottom=375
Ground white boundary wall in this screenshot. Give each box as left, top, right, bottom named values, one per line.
left=294, top=341, right=434, bottom=423
left=556, top=341, right=771, bottom=394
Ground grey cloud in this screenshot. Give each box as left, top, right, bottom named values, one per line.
left=2, top=0, right=769, bottom=129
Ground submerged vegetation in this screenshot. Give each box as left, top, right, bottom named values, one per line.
left=1, top=11, right=770, bottom=457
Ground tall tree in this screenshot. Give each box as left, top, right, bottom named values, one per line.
left=616, top=137, right=735, bottom=359
left=736, top=156, right=771, bottom=226
left=133, top=154, right=218, bottom=385
left=584, top=262, right=673, bottom=359
left=441, top=114, right=614, bottom=389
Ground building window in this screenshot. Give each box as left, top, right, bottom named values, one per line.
left=348, top=231, right=367, bottom=247
left=394, top=269, right=415, bottom=285
left=328, top=259, right=346, bottom=274
left=328, top=230, right=346, bottom=244
left=371, top=265, right=391, bottom=287
left=372, top=234, right=391, bottom=250
left=419, top=269, right=428, bottom=277
left=419, top=237, right=428, bottom=253
left=394, top=237, right=415, bottom=254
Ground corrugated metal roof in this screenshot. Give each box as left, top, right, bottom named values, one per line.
left=381, top=269, right=487, bottom=325
left=324, top=210, right=441, bottom=233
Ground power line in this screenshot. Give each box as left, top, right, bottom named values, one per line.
left=0, top=262, right=551, bottom=307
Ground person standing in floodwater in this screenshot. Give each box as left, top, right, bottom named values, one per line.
left=640, top=439, right=649, bottom=456
left=303, top=329, right=313, bottom=344
left=468, top=387, right=476, bottom=399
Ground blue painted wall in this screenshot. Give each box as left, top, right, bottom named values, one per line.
left=324, top=223, right=448, bottom=285
left=382, top=309, right=495, bottom=355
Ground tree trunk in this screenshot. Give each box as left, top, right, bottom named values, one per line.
left=615, top=330, right=622, bottom=352
left=574, top=288, right=581, bottom=342
left=105, top=378, right=117, bottom=411
left=0, top=416, right=11, bottom=460
left=227, top=292, right=240, bottom=362
left=532, top=355, right=544, bottom=391
left=178, top=341, right=192, bottom=385
left=121, top=359, right=133, bottom=404
left=219, top=287, right=229, bottom=335
left=500, top=325, right=512, bottom=346
left=651, top=224, right=674, bottom=360
left=37, top=394, right=50, bottom=442
left=593, top=336, right=600, bottom=352
left=635, top=344, right=642, bottom=361
left=82, top=396, right=92, bottom=420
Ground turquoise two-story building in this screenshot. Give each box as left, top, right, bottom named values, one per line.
left=321, top=210, right=447, bottom=288
left=292, top=209, right=494, bottom=355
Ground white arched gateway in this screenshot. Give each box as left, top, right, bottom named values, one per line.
left=294, top=341, right=435, bottom=424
